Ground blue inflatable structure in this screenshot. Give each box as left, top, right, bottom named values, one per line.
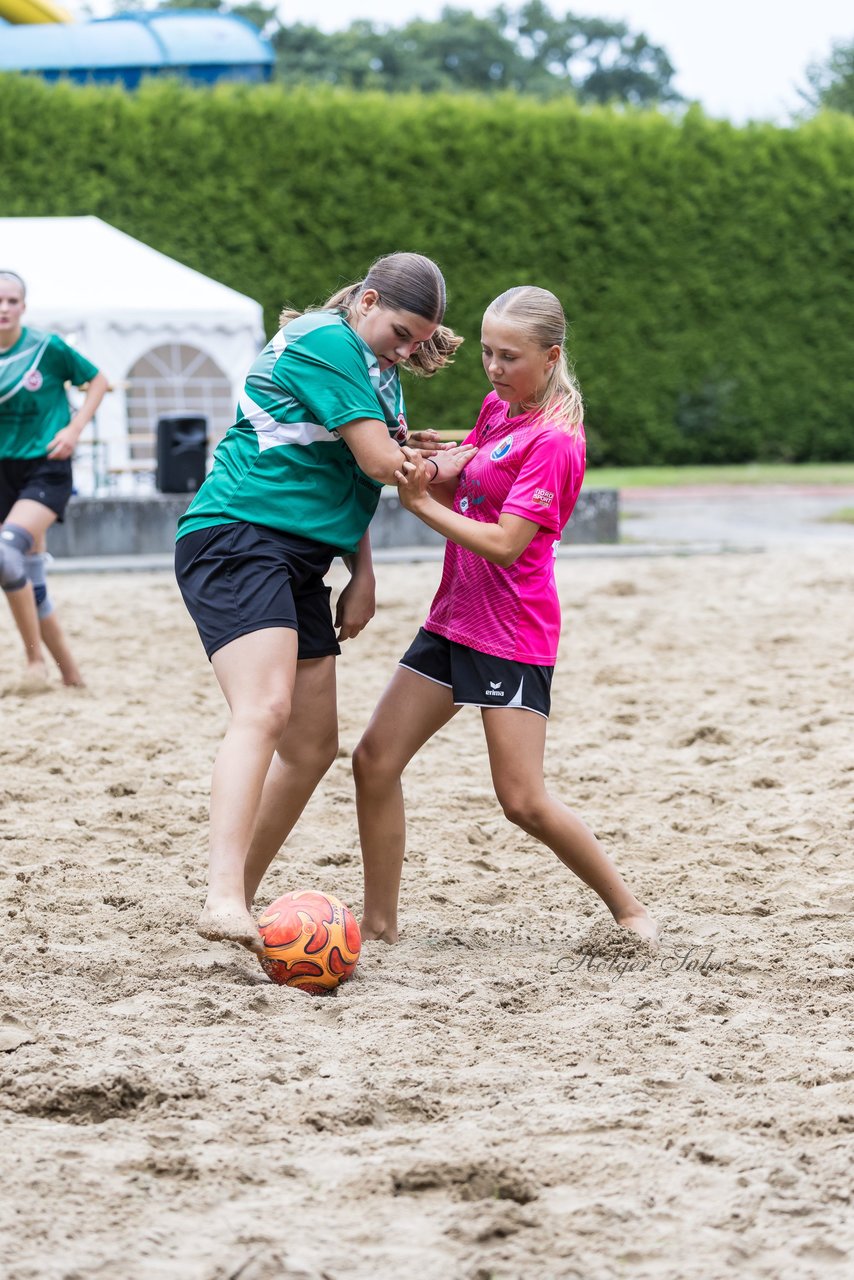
left=0, top=12, right=274, bottom=87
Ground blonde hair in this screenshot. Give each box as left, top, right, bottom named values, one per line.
left=0, top=271, right=26, bottom=299
left=279, top=252, right=463, bottom=377
left=485, top=286, right=583, bottom=432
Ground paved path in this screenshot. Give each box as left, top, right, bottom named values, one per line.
left=621, top=485, right=854, bottom=549
left=50, top=542, right=764, bottom=575
left=49, top=486, right=854, bottom=573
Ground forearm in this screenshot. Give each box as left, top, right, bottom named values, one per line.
left=407, top=496, right=520, bottom=567
left=371, top=447, right=411, bottom=486
left=372, top=450, right=445, bottom=489
left=343, top=529, right=374, bottom=579
left=68, top=373, right=109, bottom=440
left=426, top=478, right=457, bottom=509
left=345, top=420, right=476, bottom=490
left=336, top=530, right=376, bottom=640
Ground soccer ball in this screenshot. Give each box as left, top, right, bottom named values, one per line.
left=257, top=890, right=362, bottom=995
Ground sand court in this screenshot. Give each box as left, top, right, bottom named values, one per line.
left=0, top=547, right=851, bottom=1279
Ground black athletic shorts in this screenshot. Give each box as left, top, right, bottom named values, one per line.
left=175, top=521, right=341, bottom=661
left=0, top=456, right=73, bottom=522
left=400, top=627, right=554, bottom=718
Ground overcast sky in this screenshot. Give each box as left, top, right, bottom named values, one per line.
left=75, top=1, right=854, bottom=123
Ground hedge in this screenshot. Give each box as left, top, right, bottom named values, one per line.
left=1, top=75, right=853, bottom=463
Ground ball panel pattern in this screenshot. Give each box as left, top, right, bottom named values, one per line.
left=258, top=890, right=361, bottom=994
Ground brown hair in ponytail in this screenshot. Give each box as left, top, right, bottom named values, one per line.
left=279, top=252, right=462, bottom=376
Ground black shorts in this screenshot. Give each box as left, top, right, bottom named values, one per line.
left=175, top=521, right=341, bottom=661
left=0, top=456, right=73, bottom=522
left=400, top=627, right=554, bottom=719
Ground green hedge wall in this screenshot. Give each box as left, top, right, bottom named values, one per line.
left=2, top=75, right=853, bottom=462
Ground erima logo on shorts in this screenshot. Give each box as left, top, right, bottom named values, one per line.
left=485, top=681, right=503, bottom=697
left=490, top=434, right=513, bottom=461
left=24, top=370, right=43, bottom=392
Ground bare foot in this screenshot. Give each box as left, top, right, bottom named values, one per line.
left=616, top=910, right=661, bottom=948
left=60, top=669, right=86, bottom=688
left=17, top=663, right=51, bottom=694
left=359, top=919, right=399, bottom=944
left=197, top=902, right=264, bottom=954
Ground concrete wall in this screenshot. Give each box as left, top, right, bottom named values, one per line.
left=47, top=487, right=618, bottom=558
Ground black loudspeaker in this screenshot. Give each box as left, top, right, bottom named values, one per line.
left=155, top=415, right=208, bottom=493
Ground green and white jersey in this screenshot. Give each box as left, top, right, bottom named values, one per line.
left=178, top=311, right=408, bottom=555
left=0, top=327, right=100, bottom=458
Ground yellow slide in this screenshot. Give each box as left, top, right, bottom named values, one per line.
left=0, top=0, right=73, bottom=21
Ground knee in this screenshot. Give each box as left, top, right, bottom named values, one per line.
left=319, top=730, right=339, bottom=775
left=24, top=554, right=54, bottom=618
left=236, top=692, right=293, bottom=742
left=284, top=728, right=338, bottom=780
left=0, top=524, right=34, bottom=593
left=352, top=732, right=392, bottom=789
left=496, top=789, right=546, bottom=834
left=351, top=736, right=372, bottom=786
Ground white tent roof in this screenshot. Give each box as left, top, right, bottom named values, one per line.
left=0, top=216, right=265, bottom=485
left=0, top=215, right=263, bottom=333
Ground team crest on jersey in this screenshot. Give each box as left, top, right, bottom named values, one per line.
left=490, top=434, right=513, bottom=461
left=24, top=369, right=43, bottom=392
left=394, top=412, right=408, bottom=443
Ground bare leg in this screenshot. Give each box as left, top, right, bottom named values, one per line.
left=198, top=627, right=299, bottom=952
left=38, top=610, right=85, bottom=687
left=2, top=500, right=60, bottom=683
left=4, top=582, right=46, bottom=681
left=481, top=707, right=659, bottom=945
left=29, top=537, right=84, bottom=686
left=353, top=667, right=460, bottom=942
left=243, top=656, right=339, bottom=907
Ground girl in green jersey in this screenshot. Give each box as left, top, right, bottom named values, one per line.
left=0, top=271, right=108, bottom=687
left=175, top=252, right=474, bottom=952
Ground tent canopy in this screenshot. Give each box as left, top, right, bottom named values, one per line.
left=0, top=216, right=265, bottom=483
left=1, top=215, right=263, bottom=331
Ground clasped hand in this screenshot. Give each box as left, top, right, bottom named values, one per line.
left=395, top=441, right=477, bottom=510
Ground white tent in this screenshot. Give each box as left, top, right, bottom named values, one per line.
left=0, top=216, right=265, bottom=492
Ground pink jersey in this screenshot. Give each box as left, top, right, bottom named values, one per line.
left=424, top=392, right=586, bottom=664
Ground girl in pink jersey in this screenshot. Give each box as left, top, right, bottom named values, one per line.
left=353, top=286, right=658, bottom=946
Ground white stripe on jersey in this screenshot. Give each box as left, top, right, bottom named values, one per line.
left=239, top=390, right=340, bottom=451
left=0, top=334, right=51, bottom=405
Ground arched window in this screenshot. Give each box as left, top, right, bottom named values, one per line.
left=125, top=344, right=233, bottom=459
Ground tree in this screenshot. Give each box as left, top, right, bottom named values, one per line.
left=160, top=0, right=278, bottom=33
left=501, top=2, right=680, bottom=104
left=109, top=2, right=681, bottom=104
left=799, top=38, right=854, bottom=115
left=273, top=5, right=680, bottom=103
left=273, top=10, right=529, bottom=94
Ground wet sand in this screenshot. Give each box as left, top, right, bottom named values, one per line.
left=1, top=547, right=851, bottom=1279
